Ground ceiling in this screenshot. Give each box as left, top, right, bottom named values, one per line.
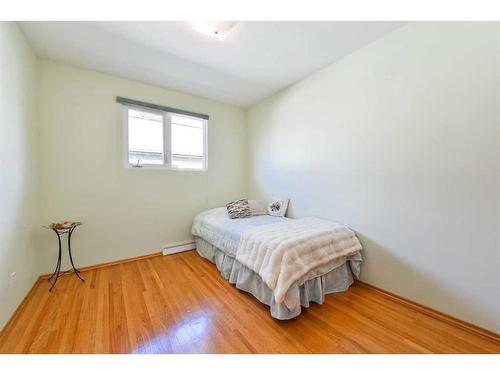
left=19, top=21, right=405, bottom=107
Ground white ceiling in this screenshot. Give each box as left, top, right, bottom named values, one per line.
left=19, top=21, right=405, bottom=107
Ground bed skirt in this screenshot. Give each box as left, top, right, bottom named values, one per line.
left=194, top=236, right=358, bottom=319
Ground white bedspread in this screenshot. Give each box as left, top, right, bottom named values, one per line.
left=191, top=207, right=287, bottom=257
left=235, top=217, right=362, bottom=306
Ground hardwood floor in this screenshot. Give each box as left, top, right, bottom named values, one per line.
left=0, top=250, right=498, bottom=354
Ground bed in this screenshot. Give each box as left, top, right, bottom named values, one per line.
left=191, top=207, right=362, bottom=319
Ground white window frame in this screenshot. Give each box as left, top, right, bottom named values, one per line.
left=122, top=104, right=208, bottom=171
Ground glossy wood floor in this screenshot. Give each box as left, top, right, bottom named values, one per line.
left=0, top=250, right=499, bottom=354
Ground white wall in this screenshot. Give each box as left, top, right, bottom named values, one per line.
left=247, top=22, right=500, bottom=332
left=0, top=23, right=40, bottom=329
left=37, top=60, right=246, bottom=273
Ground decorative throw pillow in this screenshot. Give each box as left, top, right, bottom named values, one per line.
left=226, top=199, right=252, bottom=219
left=248, top=200, right=266, bottom=216
left=267, top=198, right=289, bottom=217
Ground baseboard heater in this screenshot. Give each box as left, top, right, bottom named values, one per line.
left=162, top=240, right=196, bottom=256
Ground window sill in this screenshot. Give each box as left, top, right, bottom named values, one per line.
left=124, top=164, right=208, bottom=172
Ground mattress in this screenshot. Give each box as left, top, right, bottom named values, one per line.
left=192, top=207, right=289, bottom=257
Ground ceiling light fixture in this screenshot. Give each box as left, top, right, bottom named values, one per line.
left=190, top=21, right=238, bottom=39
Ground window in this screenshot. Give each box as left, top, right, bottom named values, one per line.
left=171, top=114, right=205, bottom=170
left=127, top=108, right=164, bottom=165
left=123, top=105, right=208, bottom=170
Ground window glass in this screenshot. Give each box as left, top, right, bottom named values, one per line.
left=171, top=114, right=204, bottom=169
left=128, top=108, right=164, bottom=165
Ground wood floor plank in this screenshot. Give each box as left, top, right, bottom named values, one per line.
left=0, top=250, right=498, bottom=354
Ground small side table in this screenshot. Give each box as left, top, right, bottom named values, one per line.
left=45, top=222, right=85, bottom=291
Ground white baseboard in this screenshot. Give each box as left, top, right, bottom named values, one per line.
left=162, top=240, right=196, bottom=256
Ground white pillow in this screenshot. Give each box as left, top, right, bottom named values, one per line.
left=248, top=200, right=266, bottom=216
left=267, top=198, right=289, bottom=217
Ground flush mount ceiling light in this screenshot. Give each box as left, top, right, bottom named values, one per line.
left=190, top=21, right=238, bottom=39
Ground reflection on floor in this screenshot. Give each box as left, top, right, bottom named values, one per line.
left=132, top=313, right=211, bottom=354
left=0, top=250, right=499, bottom=353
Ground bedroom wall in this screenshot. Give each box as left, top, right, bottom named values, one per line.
left=246, top=22, right=500, bottom=332
left=37, top=60, right=246, bottom=273
left=0, top=23, right=41, bottom=329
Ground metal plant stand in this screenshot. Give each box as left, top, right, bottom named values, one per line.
left=46, top=223, right=84, bottom=291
